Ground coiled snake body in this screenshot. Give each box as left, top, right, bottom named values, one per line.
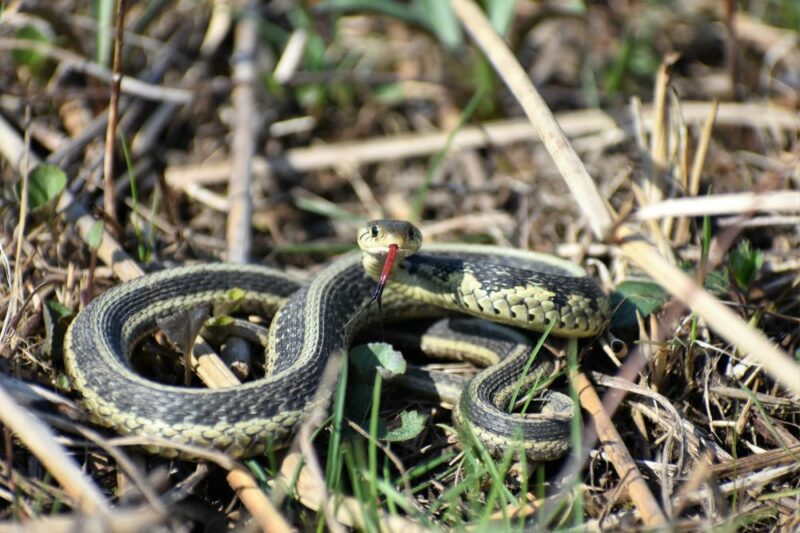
left=65, top=220, right=610, bottom=459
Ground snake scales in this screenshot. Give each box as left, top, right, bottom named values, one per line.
left=64, top=220, right=610, bottom=459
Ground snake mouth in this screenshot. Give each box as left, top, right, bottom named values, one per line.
left=361, top=244, right=416, bottom=260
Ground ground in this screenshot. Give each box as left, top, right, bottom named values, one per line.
left=0, top=1, right=798, bottom=531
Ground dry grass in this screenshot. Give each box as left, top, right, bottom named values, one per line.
left=1, top=0, right=798, bottom=531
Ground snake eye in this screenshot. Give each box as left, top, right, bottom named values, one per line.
left=407, top=226, right=415, bottom=240
left=371, top=225, right=379, bottom=238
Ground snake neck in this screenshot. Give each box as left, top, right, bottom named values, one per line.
left=361, top=252, right=445, bottom=305
left=361, top=253, right=436, bottom=308
left=361, top=252, right=400, bottom=282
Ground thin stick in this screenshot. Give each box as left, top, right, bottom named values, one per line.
left=0, top=507, right=163, bottom=533
left=274, top=452, right=426, bottom=531
left=450, top=0, right=612, bottom=239
left=295, top=354, right=348, bottom=533
left=615, top=225, right=800, bottom=396
left=8, top=108, right=31, bottom=350
left=649, top=56, right=674, bottom=177
left=0, top=114, right=143, bottom=282
left=0, top=112, right=289, bottom=529
left=0, top=37, right=192, bottom=103
left=724, top=0, right=741, bottom=99
left=226, top=0, right=258, bottom=263
left=449, top=0, right=800, bottom=398
left=0, top=385, right=110, bottom=514
left=227, top=467, right=293, bottom=533
left=164, top=102, right=798, bottom=188
left=199, top=0, right=233, bottom=57
left=181, top=334, right=294, bottom=532
left=102, top=0, right=127, bottom=227
left=635, top=191, right=800, bottom=220
left=674, top=100, right=718, bottom=245
left=572, top=371, right=668, bottom=527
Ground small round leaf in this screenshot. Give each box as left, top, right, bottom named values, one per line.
left=23, top=164, right=66, bottom=211
left=87, top=220, right=104, bottom=251
left=12, top=26, right=52, bottom=74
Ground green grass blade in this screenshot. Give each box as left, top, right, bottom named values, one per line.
left=567, top=338, right=584, bottom=527
left=508, top=319, right=556, bottom=411
left=367, top=373, right=383, bottom=506
left=326, top=356, right=349, bottom=491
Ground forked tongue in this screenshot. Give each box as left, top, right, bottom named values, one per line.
left=370, top=243, right=398, bottom=310
left=344, top=244, right=398, bottom=333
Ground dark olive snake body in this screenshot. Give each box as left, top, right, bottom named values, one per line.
left=65, top=222, right=610, bottom=459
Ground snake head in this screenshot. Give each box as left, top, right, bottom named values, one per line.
left=357, top=219, right=422, bottom=261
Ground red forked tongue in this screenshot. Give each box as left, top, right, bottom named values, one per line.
left=378, top=244, right=398, bottom=289
left=370, top=244, right=398, bottom=338
left=345, top=244, right=399, bottom=332
left=369, top=243, right=398, bottom=310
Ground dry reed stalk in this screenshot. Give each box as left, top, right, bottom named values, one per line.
left=674, top=100, right=719, bottom=245
left=164, top=102, right=798, bottom=190
left=448, top=0, right=800, bottom=398
left=0, top=111, right=290, bottom=529
left=226, top=0, right=258, bottom=263
left=101, top=0, right=127, bottom=227
left=572, top=371, right=669, bottom=526
left=0, top=386, right=111, bottom=514
left=0, top=37, right=192, bottom=103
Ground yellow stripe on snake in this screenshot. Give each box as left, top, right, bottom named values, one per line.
left=65, top=220, right=610, bottom=460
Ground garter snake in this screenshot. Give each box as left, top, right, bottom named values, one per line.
left=65, top=220, right=610, bottom=459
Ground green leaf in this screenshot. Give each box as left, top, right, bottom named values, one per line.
left=93, top=0, right=114, bottom=66
left=679, top=260, right=730, bottom=295
left=729, top=240, right=763, bottom=291
left=704, top=267, right=730, bottom=295
left=374, top=83, right=407, bottom=105
left=205, top=315, right=234, bottom=328
left=87, top=220, right=104, bottom=251
left=295, top=85, right=319, bottom=109
left=416, top=0, right=462, bottom=47
left=45, top=300, right=73, bottom=321
left=212, top=287, right=246, bottom=316
left=610, top=279, right=669, bottom=329
left=485, top=0, right=516, bottom=36
left=345, top=381, right=374, bottom=425
left=381, top=410, right=427, bottom=442
left=294, top=197, right=364, bottom=223
left=411, top=86, right=486, bottom=221
left=55, top=373, right=71, bottom=391
left=319, top=0, right=425, bottom=27
left=345, top=343, right=407, bottom=425
left=22, top=164, right=66, bottom=211
left=350, top=342, right=407, bottom=381
left=227, top=288, right=246, bottom=301
left=11, top=26, right=51, bottom=74
left=318, top=0, right=462, bottom=47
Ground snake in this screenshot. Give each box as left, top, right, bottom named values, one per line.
left=64, top=220, right=610, bottom=460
